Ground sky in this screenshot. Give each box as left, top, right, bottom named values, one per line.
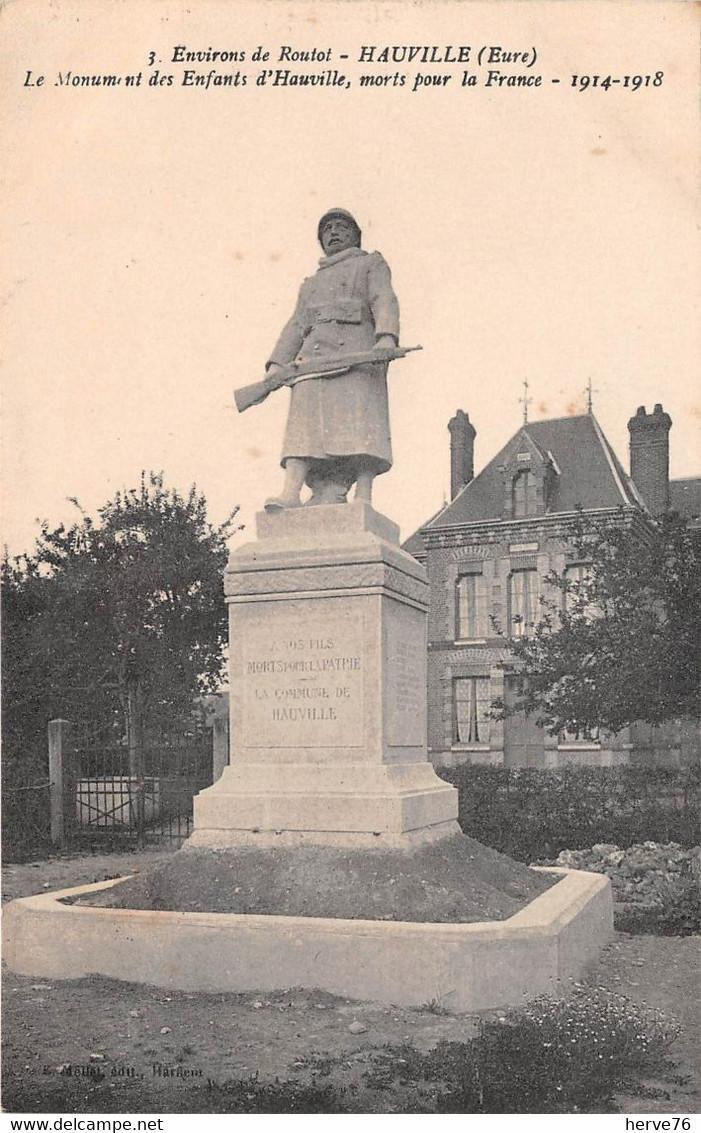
left=2, top=0, right=699, bottom=557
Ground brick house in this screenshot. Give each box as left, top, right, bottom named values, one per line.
left=404, top=405, right=700, bottom=770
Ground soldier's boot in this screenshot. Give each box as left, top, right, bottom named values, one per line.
left=265, top=458, right=308, bottom=511
left=354, top=470, right=375, bottom=505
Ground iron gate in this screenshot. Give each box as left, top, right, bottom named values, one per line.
left=71, top=720, right=214, bottom=847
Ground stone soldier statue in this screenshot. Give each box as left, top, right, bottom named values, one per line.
left=264, top=209, right=400, bottom=510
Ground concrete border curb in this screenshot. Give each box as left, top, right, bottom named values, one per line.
left=3, top=867, right=612, bottom=1012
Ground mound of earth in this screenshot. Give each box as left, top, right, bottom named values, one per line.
left=70, top=834, right=555, bottom=923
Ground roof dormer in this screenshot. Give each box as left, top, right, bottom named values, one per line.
left=498, top=429, right=558, bottom=519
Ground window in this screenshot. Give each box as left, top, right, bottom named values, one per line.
left=559, top=725, right=600, bottom=746
left=453, top=677, right=491, bottom=744
left=456, top=572, right=488, bottom=639
left=512, top=470, right=538, bottom=517
left=509, top=568, right=537, bottom=636
left=564, top=563, right=597, bottom=617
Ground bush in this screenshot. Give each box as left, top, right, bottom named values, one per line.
left=614, top=876, right=700, bottom=937
left=369, top=990, right=680, bottom=1113
left=545, top=843, right=701, bottom=936
left=437, top=765, right=700, bottom=861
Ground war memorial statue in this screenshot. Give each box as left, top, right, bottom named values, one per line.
left=1, top=212, right=612, bottom=1017
left=235, top=208, right=419, bottom=508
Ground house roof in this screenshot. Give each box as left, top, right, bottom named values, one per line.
left=670, top=477, right=701, bottom=526
left=403, top=414, right=645, bottom=554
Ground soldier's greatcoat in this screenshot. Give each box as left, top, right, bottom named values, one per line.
left=267, top=246, right=400, bottom=474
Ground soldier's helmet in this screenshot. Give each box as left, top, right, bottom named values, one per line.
left=317, top=209, right=362, bottom=247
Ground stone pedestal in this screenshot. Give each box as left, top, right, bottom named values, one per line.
left=188, top=502, right=459, bottom=849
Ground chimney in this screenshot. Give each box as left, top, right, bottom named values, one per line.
left=448, top=410, right=476, bottom=500
left=628, top=403, right=672, bottom=516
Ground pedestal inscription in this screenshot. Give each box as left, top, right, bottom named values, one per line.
left=386, top=609, right=427, bottom=748
left=242, top=616, right=364, bottom=748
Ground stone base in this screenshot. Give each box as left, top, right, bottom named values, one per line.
left=192, top=502, right=459, bottom=848
left=2, top=869, right=614, bottom=1011
left=190, top=762, right=459, bottom=848
left=185, top=820, right=462, bottom=851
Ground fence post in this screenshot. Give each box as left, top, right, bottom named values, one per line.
left=126, top=682, right=146, bottom=848
left=48, top=719, right=76, bottom=846
left=212, top=715, right=229, bottom=783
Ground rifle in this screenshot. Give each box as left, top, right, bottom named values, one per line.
left=234, top=345, right=423, bottom=413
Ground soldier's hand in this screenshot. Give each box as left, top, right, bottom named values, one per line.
left=374, top=335, right=398, bottom=351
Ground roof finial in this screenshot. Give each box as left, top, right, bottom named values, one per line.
left=586, top=377, right=599, bottom=414
left=519, top=379, right=532, bottom=424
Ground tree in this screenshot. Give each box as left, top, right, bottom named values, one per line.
left=2, top=473, right=242, bottom=774
left=493, top=511, right=701, bottom=736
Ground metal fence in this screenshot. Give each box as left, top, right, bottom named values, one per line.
left=69, top=720, right=214, bottom=847
left=2, top=715, right=221, bottom=860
